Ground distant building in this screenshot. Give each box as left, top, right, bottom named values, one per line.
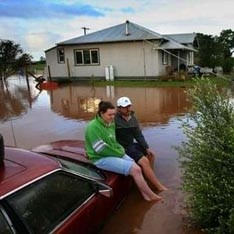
left=45, top=20, right=197, bottom=81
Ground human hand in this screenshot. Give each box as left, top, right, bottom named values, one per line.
left=146, top=148, right=155, bottom=157
left=146, top=148, right=155, bottom=166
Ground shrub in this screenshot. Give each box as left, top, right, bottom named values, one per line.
left=177, top=78, right=234, bottom=233
left=222, top=57, right=234, bottom=74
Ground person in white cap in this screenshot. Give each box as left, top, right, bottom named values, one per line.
left=85, top=101, right=162, bottom=202
left=115, top=97, right=167, bottom=192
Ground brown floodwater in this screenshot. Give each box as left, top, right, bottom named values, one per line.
left=0, top=76, right=202, bottom=234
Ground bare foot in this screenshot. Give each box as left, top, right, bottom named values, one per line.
left=150, top=194, right=163, bottom=203
left=157, top=185, right=168, bottom=193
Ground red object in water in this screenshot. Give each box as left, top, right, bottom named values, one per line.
left=40, top=81, right=58, bottom=90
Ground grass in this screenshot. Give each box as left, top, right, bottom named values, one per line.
left=28, top=62, right=46, bottom=72
left=90, top=76, right=232, bottom=88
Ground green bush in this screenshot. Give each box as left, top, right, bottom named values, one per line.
left=177, top=78, right=234, bottom=233
left=222, top=57, right=234, bottom=74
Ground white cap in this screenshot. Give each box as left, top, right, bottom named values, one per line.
left=117, top=97, right=132, bottom=107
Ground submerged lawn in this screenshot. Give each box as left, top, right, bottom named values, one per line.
left=91, top=76, right=232, bottom=88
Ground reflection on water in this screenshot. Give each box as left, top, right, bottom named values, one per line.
left=0, top=76, right=191, bottom=165
left=0, top=77, right=41, bottom=122
left=0, top=77, right=190, bottom=125
left=49, top=83, right=190, bottom=124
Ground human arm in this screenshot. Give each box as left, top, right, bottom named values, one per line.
left=133, top=122, right=149, bottom=150
left=85, top=123, right=125, bottom=157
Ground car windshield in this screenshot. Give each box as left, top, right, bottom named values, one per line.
left=55, top=157, right=105, bottom=181
left=0, top=208, right=13, bottom=234
left=6, top=171, right=97, bottom=234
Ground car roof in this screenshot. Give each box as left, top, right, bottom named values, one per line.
left=0, top=147, right=60, bottom=198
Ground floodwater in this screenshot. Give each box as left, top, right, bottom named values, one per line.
left=0, top=76, right=201, bottom=234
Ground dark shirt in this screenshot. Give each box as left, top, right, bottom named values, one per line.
left=115, top=111, right=149, bottom=149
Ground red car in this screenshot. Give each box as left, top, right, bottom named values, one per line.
left=0, top=138, right=132, bottom=234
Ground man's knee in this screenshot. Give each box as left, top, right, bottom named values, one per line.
left=138, top=156, right=150, bottom=168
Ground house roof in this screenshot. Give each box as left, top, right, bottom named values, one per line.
left=163, top=33, right=196, bottom=44
left=158, top=33, right=197, bottom=51
left=49, top=21, right=195, bottom=52
left=158, top=36, right=197, bottom=51
left=158, top=40, right=193, bottom=50
left=57, top=21, right=164, bottom=45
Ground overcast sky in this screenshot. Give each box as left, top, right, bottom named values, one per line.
left=0, top=0, right=233, bottom=61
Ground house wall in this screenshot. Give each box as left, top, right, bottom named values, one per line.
left=45, top=48, right=68, bottom=78
left=45, top=41, right=162, bottom=79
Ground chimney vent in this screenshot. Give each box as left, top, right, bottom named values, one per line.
left=125, top=20, right=130, bottom=36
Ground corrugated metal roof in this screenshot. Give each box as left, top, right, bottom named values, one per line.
left=158, top=40, right=196, bottom=51
left=163, top=33, right=196, bottom=44
left=158, top=33, right=197, bottom=51
left=51, top=21, right=196, bottom=52
left=158, top=40, right=189, bottom=50
left=57, top=21, right=163, bottom=45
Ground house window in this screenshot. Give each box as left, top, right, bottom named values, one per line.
left=57, top=48, right=65, bottom=63
left=75, top=49, right=99, bottom=65
left=187, top=51, right=193, bottom=65
left=162, top=51, right=168, bottom=65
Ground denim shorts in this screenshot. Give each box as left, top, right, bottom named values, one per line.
left=94, top=154, right=134, bottom=176
left=125, top=143, right=146, bottom=162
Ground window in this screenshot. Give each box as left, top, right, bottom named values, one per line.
left=162, top=51, right=168, bottom=65
left=187, top=51, right=193, bottom=65
left=91, top=50, right=98, bottom=63
left=75, top=49, right=99, bottom=65
left=57, top=48, right=65, bottom=63
left=55, top=157, right=105, bottom=181
left=0, top=209, right=13, bottom=233
left=6, top=171, right=96, bottom=234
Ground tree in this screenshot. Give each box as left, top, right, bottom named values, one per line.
left=196, top=33, right=223, bottom=68
left=218, top=29, right=234, bottom=73
left=0, top=39, right=33, bottom=80
left=196, top=30, right=234, bottom=73
left=218, top=29, right=234, bottom=58
left=177, top=78, right=234, bottom=233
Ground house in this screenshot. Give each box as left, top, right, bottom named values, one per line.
left=45, top=20, right=197, bottom=81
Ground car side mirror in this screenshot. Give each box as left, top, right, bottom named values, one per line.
left=0, top=134, right=4, bottom=165
left=97, top=183, right=113, bottom=198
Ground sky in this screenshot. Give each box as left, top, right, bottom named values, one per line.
left=0, top=0, right=233, bottom=61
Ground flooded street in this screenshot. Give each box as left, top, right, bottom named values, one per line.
left=0, top=76, right=200, bottom=234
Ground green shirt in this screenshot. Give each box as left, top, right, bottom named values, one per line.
left=85, top=115, right=125, bottom=162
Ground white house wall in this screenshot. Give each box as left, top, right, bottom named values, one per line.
left=45, top=48, right=68, bottom=78
left=46, top=41, right=162, bottom=79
